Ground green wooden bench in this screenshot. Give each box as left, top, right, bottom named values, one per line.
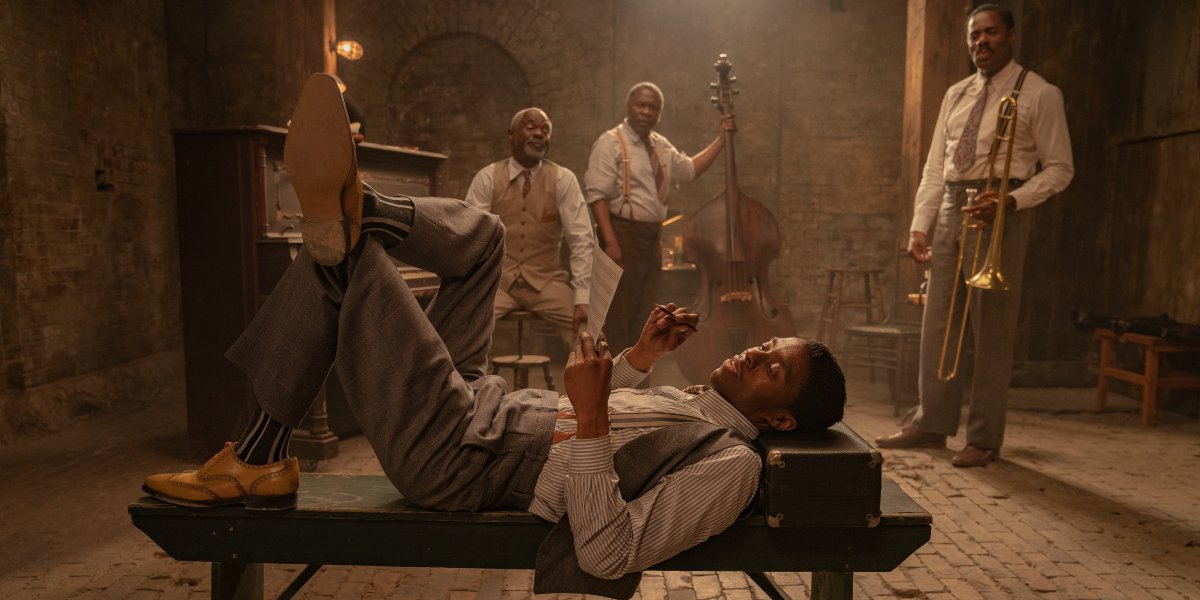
left=130, top=473, right=930, bottom=600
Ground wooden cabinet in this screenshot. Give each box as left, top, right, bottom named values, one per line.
left=175, top=126, right=444, bottom=456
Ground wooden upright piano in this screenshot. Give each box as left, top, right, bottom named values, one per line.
left=175, top=126, right=445, bottom=462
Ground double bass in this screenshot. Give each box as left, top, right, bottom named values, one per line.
left=675, top=54, right=796, bottom=383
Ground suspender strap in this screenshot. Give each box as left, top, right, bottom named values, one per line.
left=612, top=127, right=633, bottom=219
left=1011, top=68, right=1030, bottom=100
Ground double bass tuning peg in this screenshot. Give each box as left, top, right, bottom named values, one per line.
left=710, top=82, right=718, bottom=89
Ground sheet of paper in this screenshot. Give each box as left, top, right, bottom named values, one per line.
left=587, top=242, right=623, bottom=343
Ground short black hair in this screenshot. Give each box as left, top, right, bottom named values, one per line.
left=969, top=3, right=1015, bottom=30
left=787, top=340, right=846, bottom=432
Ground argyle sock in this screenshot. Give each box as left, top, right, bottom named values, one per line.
left=234, top=407, right=293, bottom=464
left=361, top=188, right=415, bottom=248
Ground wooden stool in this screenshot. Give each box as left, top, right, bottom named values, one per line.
left=816, top=268, right=886, bottom=349
left=490, top=310, right=555, bottom=391
left=1094, top=328, right=1200, bottom=426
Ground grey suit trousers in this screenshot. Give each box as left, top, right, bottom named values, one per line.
left=226, top=196, right=558, bottom=511
left=912, top=185, right=1032, bottom=449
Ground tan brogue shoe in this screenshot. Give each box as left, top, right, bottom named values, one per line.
left=285, top=72, right=362, bottom=266
left=952, top=445, right=999, bottom=468
left=143, top=442, right=299, bottom=510
left=875, top=427, right=946, bottom=449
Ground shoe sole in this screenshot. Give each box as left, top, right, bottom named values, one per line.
left=952, top=452, right=999, bottom=468
left=143, top=484, right=298, bottom=511
left=285, top=73, right=361, bottom=266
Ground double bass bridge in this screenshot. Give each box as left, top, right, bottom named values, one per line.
left=719, top=291, right=753, bottom=303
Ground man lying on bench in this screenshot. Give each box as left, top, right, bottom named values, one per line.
left=143, top=73, right=847, bottom=600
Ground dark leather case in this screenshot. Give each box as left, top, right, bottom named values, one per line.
left=754, top=421, right=883, bottom=528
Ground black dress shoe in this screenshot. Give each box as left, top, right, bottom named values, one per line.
left=952, top=445, right=999, bottom=467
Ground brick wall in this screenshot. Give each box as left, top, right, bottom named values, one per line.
left=381, top=33, right=533, bottom=198
left=0, top=0, right=181, bottom=440
left=1, top=0, right=1194, bottom=442
left=337, top=0, right=909, bottom=338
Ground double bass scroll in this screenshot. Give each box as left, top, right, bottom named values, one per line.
left=674, top=54, right=796, bottom=384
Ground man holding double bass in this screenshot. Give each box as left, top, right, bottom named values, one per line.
left=876, top=3, right=1074, bottom=467
left=583, top=82, right=735, bottom=354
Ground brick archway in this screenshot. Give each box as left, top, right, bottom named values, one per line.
left=385, top=33, right=532, bottom=198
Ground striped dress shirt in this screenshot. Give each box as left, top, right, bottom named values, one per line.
left=525, top=353, right=762, bottom=579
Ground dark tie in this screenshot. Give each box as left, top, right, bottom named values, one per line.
left=521, top=169, right=532, bottom=198
left=953, top=77, right=990, bottom=173
left=643, top=136, right=664, bottom=198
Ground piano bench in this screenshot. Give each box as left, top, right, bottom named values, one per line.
left=130, top=474, right=930, bottom=600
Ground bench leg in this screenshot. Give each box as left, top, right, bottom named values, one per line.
left=812, top=571, right=854, bottom=600
left=746, top=572, right=792, bottom=600
left=1143, top=349, right=1160, bottom=426
left=277, top=564, right=323, bottom=600
left=1096, top=336, right=1113, bottom=410
left=212, top=561, right=263, bottom=600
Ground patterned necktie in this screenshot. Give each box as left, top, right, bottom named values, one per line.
left=521, top=169, right=532, bottom=198
left=643, top=136, right=665, bottom=198
left=953, top=77, right=990, bottom=173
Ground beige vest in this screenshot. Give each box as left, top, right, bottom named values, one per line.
left=492, top=160, right=566, bottom=292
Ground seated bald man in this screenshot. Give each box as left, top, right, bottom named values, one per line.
left=143, top=73, right=846, bottom=598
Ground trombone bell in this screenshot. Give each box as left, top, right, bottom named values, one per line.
left=966, top=260, right=1008, bottom=290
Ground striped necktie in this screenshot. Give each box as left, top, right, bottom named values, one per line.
left=643, top=136, right=665, bottom=199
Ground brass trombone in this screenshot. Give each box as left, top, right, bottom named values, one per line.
left=937, top=93, right=1020, bottom=381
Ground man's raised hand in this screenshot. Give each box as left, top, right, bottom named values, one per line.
left=565, top=331, right=612, bottom=439
left=623, top=303, right=700, bottom=372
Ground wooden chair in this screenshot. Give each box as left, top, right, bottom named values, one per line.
left=490, top=310, right=555, bottom=391
left=842, top=302, right=922, bottom=416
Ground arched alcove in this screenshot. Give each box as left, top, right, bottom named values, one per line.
left=386, top=34, right=532, bottom=198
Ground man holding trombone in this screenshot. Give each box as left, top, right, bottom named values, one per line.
left=876, top=3, right=1073, bottom=467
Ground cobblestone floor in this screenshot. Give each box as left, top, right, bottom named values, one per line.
left=1, top=360, right=1198, bottom=599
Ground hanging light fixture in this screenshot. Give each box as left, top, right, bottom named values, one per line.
left=334, top=40, right=364, bottom=61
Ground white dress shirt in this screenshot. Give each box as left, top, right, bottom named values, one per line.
left=583, top=120, right=696, bottom=222
left=912, top=60, right=1074, bottom=236
left=465, top=158, right=594, bottom=306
